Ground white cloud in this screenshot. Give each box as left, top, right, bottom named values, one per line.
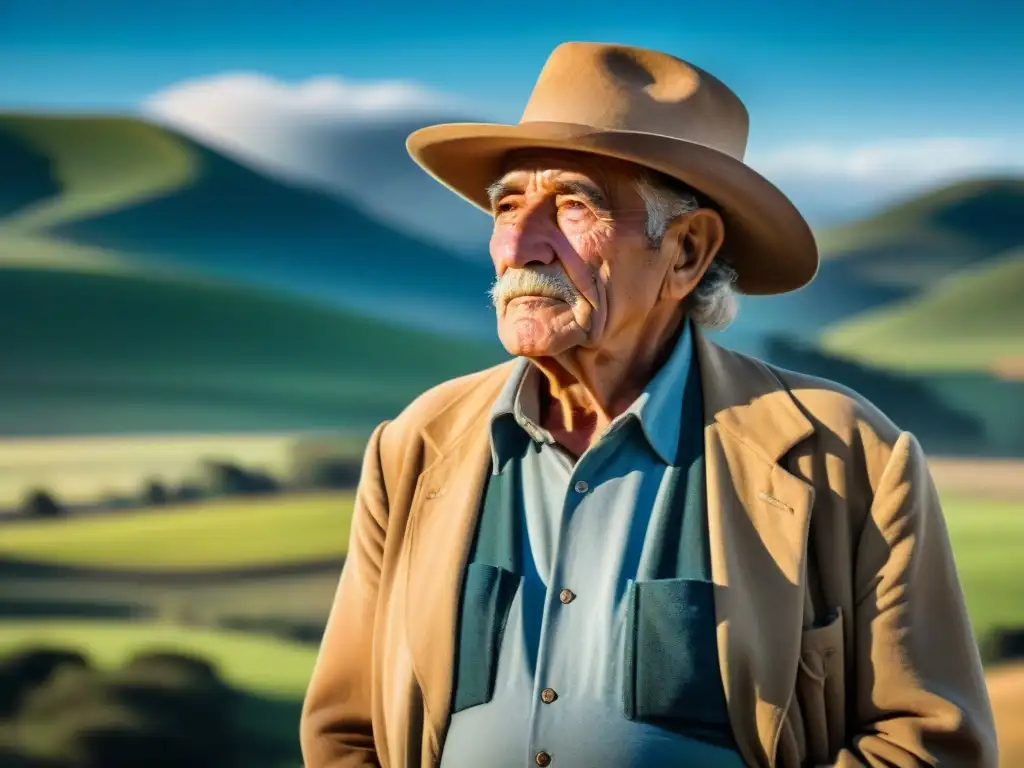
left=746, top=137, right=1024, bottom=225
left=143, top=71, right=462, bottom=123
left=750, top=137, right=1024, bottom=187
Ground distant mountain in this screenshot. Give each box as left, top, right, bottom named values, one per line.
left=816, top=177, right=1024, bottom=283
left=0, top=113, right=498, bottom=339
left=820, top=249, right=1024, bottom=375
left=714, top=177, right=1024, bottom=357
left=143, top=73, right=495, bottom=254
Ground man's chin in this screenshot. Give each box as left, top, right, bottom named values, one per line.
left=497, top=319, right=584, bottom=358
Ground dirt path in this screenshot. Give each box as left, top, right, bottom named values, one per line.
left=929, top=458, right=1024, bottom=501
left=987, top=663, right=1024, bottom=765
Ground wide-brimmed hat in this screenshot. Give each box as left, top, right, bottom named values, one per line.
left=406, top=42, right=818, bottom=295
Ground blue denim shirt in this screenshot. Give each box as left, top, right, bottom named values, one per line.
left=440, top=322, right=743, bottom=767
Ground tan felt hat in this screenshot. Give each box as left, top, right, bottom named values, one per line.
left=407, top=41, right=819, bottom=295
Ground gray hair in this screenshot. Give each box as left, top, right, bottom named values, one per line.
left=634, top=171, right=739, bottom=331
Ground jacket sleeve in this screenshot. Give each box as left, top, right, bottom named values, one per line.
left=833, top=431, right=998, bottom=767
left=300, top=420, right=391, bottom=768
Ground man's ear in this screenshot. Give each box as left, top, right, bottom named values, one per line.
left=659, top=208, right=725, bottom=301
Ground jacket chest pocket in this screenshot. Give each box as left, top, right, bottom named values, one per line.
left=623, top=578, right=730, bottom=735
left=451, top=562, right=520, bottom=713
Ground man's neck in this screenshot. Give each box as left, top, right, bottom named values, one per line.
left=532, top=307, right=686, bottom=452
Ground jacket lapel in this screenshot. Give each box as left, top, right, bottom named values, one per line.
left=403, top=373, right=505, bottom=764
left=694, top=332, right=816, bottom=768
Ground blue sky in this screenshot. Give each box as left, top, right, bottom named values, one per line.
left=2, top=0, right=1022, bottom=222
left=3, top=0, right=1021, bottom=142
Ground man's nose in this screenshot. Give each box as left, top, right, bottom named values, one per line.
left=492, top=220, right=557, bottom=273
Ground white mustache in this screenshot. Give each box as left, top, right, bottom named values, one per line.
left=489, top=268, right=580, bottom=308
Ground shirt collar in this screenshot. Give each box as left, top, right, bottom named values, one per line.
left=623, top=318, right=694, bottom=465
left=488, top=320, right=695, bottom=468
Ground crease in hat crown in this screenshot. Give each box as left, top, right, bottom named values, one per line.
left=517, top=42, right=751, bottom=159
left=404, top=41, right=820, bottom=296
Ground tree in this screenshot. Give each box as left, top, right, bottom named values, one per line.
left=20, top=488, right=64, bottom=519
left=198, top=460, right=280, bottom=497
left=141, top=479, right=170, bottom=506
left=289, top=435, right=364, bottom=490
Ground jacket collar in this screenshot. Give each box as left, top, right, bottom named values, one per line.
left=422, top=329, right=813, bottom=467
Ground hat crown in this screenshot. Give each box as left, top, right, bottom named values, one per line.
left=520, top=42, right=750, bottom=160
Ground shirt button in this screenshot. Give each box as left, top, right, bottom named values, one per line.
left=573, top=479, right=589, bottom=493
left=559, top=588, right=575, bottom=604
left=535, top=752, right=552, bottom=766
left=540, top=687, right=557, bottom=703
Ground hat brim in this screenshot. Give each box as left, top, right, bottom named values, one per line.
left=406, top=120, right=818, bottom=296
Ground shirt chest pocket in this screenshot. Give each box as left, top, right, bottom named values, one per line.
left=451, top=562, right=520, bottom=713
left=623, top=577, right=730, bottom=733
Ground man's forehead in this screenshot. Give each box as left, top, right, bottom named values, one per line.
left=498, top=150, right=626, bottom=184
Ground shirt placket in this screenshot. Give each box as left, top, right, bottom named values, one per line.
left=524, top=444, right=606, bottom=768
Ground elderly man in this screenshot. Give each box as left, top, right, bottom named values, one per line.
left=300, top=42, right=996, bottom=768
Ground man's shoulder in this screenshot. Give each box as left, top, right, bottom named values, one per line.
left=724, top=344, right=903, bottom=447
left=784, top=366, right=898, bottom=438
left=402, top=359, right=517, bottom=425
left=379, top=358, right=518, bottom=452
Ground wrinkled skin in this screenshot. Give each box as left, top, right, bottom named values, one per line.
left=487, top=149, right=725, bottom=456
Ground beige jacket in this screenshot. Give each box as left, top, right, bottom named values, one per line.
left=300, top=332, right=997, bottom=767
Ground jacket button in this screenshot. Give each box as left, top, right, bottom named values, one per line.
left=540, top=687, right=557, bottom=703
left=573, top=480, right=589, bottom=493
left=559, top=588, right=575, bottom=604
left=535, top=752, right=552, bottom=766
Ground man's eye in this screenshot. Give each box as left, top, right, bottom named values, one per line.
left=495, top=201, right=516, bottom=214
left=559, top=200, right=589, bottom=216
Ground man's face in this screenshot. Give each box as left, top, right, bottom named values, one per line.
left=487, top=151, right=667, bottom=358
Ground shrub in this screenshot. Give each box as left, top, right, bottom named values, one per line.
left=19, top=489, right=65, bottom=519
left=3, top=648, right=239, bottom=768
left=981, top=626, right=1024, bottom=664
left=0, top=649, right=89, bottom=718
left=141, top=479, right=170, bottom=507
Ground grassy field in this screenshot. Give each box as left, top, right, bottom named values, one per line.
left=0, top=485, right=1021, bottom=765
left=942, top=494, right=1024, bottom=643
left=0, top=487, right=1021, bottom=643
left=0, top=492, right=354, bottom=570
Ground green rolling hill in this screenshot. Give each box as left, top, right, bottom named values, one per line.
left=1, top=111, right=1021, bottom=452
left=816, top=177, right=1024, bottom=286
left=820, top=249, right=1024, bottom=373
left=0, top=113, right=497, bottom=338
left=715, top=177, right=1024, bottom=356
left=0, top=112, right=508, bottom=436
left=0, top=124, right=60, bottom=219
left=0, top=115, right=197, bottom=231
left=0, top=250, right=507, bottom=436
